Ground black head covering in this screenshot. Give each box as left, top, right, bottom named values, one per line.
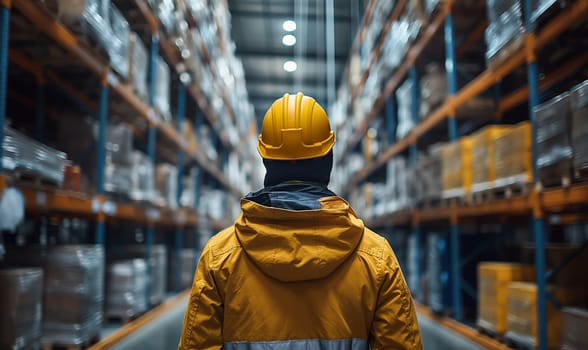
left=263, top=151, right=333, bottom=187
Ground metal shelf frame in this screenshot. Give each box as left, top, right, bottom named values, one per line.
left=10, top=0, right=242, bottom=198
left=344, top=1, right=588, bottom=349
left=0, top=0, right=242, bottom=308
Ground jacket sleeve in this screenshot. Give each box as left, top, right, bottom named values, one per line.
left=370, top=246, right=422, bottom=350
left=178, top=245, right=224, bottom=350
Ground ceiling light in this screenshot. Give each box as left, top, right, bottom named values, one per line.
left=282, top=34, right=296, bottom=46
left=283, top=60, right=297, bottom=72
left=283, top=20, right=296, bottom=32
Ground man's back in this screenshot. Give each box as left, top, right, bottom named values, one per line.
left=179, top=183, right=421, bottom=349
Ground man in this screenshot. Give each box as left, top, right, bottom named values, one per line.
left=179, top=93, right=422, bottom=349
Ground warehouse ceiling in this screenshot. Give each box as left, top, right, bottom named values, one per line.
left=227, top=0, right=362, bottom=124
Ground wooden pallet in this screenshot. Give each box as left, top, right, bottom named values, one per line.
left=10, top=170, right=60, bottom=189
left=41, top=334, right=100, bottom=350
left=470, top=183, right=531, bottom=204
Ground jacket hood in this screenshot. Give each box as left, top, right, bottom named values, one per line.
left=235, top=194, right=365, bottom=282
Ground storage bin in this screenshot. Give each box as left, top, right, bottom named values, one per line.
left=477, top=262, right=534, bottom=334
left=470, top=125, right=512, bottom=193
left=494, top=121, right=533, bottom=188
left=506, top=282, right=587, bottom=349
left=441, top=137, right=472, bottom=198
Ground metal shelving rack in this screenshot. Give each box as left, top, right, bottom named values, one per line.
left=0, top=0, right=240, bottom=305
left=339, top=1, right=588, bottom=350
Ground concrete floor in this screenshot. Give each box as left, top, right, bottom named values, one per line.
left=418, top=313, right=485, bottom=350
left=101, top=303, right=485, bottom=349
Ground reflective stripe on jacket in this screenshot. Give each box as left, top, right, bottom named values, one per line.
left=179, top=183, right=422, bottom=349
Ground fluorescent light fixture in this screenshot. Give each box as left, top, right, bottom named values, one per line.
left=282, top=34, right=296, bottom=46
left=283, top=60, right=297, bottom=72
left=283, top=20, right=296, bottom=32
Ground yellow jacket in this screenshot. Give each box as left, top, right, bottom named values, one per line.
left=179, top=184, right=422, bottom=349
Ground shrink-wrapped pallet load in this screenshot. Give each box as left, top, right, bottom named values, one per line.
left=42, top=245, right=104, bottom=345
left=535, top=93, right=573, bottom=187
left=105, top=259, right=148, bottom=320
left=168, top=249, right=200, bottom=291
left=571, top=80, right=588, bottom=179
left=494, top=121, right=533, bottom=188
left=155, top=164, right=179, bottom=209
left=2, top=126, right=69, bottom=186
left=485, top=0, right=525, bottom=69
left=109, top=245, right=168, bottom=306
left=0, top=268, right=43, bottom=350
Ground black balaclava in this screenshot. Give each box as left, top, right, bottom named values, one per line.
left=263, top=151, right=333, bottom=187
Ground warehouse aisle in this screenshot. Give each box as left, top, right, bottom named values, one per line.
left=418, top=315, right=484, bottom=350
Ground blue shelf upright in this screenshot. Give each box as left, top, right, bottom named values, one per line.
left=409, top=65, right=422, bottom=294
left=95, top=79, right=109, bottom=245
left=0, top=1, right=10, bottom=172
left=444, top=8, right=462, bottom=321
left=175, top=81, right=186, bottom=292
left=524, top=1, right=547, bottom=349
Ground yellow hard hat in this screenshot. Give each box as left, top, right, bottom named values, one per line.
left=258, top=92, right=335, bottom=160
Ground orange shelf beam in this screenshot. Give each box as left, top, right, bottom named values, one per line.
left=20, top=187, right=95, bottom=216
left=350, top=0, right=376, bottom=56
left=416, top=303, right=514, bottom=350
left=14, top=1, right=107, bottom=77
left=342, top=3, right=588, bottom=188
left=350, top=0, right=408, bottom=102
left=338, top=8, right=447, bottom=163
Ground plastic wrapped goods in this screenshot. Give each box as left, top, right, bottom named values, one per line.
left=477, top=263, right=534, bottom=334
left=42, top=245, right=104, bottom=345
left=396, top=80, right=415, bottom=140
left=561, top=308, right=588, bottom=350
left=59, top=0, right=111, bottom=51
left=535, top=93, right=573, bottom=187
left=155, top=56, right=172, bottom=122
left=414, top=145, right=442, bottom=203
left=441, top=138, right=472, bottom=198
left=154, top=164, right=178, bottom=209
left=495, top=121, right=532, bottom=188
left=128, top=32, right=148, bottom=101
left=109, top=245, right=168, bottom=306
left=420, top=63, right=447, bottom=119
left=485, top=0, right=524, bottom=67
left=108, top=5, right=130, bottom=78
left=130, top=151, right=155, bottom=202
left=2, top=126, right=69, bottom=185
left=506, top=283, right=587, bottom=349
left=426, top=233, right=451, bottom=314
left=106, top=123, right=133, bottom=166
left=530, top=0, right=558, bottom=23
left=0, top=268, right=43, bottom=350
left=167, top=249, right=200, bottom=291
left=105, top=259, right=148, bottom=319
left=571, top=80, right=588, bottom=178
left=470, top=125, right=512, bottom=192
